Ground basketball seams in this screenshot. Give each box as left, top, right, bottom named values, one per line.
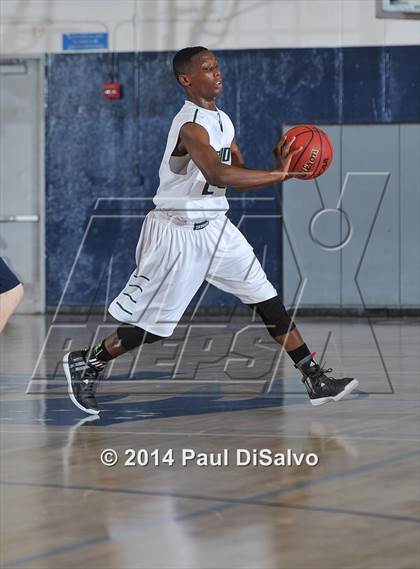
left=290, top=129, right=314, bottom=174
left=288, top=128, right=314, bottom=136
left=313, top=126, right=324, bottom=178
left=314, top=125, right=333, bottom=178
left=324, top=131, right=334, bottom=162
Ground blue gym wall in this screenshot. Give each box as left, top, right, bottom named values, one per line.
left=45, top=46, right=420, bottom=310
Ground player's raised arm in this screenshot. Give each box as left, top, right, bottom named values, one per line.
left=180, top=123, right=301, bottom=191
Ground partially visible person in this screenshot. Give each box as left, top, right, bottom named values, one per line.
left=0, top=257, right=24, bottom=333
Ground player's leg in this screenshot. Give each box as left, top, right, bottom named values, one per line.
left=206, top=219, right=358, bottom=405
left=0, top=257, right=24, bottom=333
left=0, top=284, right=24, bottom=333
left=64, top=211, right=210, bottom=414
left=249, top=295, right=359, bottom=406
left=63, top=325, right=163, bottom=415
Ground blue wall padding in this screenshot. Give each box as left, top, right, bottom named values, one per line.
left=45, top=46, right=420, bottom=308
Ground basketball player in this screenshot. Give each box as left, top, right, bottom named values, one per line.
left=63, top=46, right=358, bottom=415
left=0, top=257, right=24, bottom=333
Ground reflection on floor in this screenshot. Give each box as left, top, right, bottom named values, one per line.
left=1, top=314, right=419, bottom=569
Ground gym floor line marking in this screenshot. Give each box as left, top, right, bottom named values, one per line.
left=2, top=449, right=418, bottom=518
left=174, top=448, right=420, bottom=523
left=2, top=478, right=418, bottom=527
left=178, top=500, right=420, bottom=525
left=0, top=430, right=418, bottom=442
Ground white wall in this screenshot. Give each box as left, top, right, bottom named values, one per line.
left=0, top=0, right=419, bottom=54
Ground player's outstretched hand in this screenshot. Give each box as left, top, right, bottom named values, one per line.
left=273, top=135, right=302, bottom=181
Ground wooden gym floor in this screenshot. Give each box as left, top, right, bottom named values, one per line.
left=0, top=314, right=419, bottom=569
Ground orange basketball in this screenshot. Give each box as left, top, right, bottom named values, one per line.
left=285, top=125, right=334, bottom=180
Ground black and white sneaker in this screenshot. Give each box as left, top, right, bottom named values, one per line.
left=63, top=351, right=102, bottom=415
left=296, top=355, right=359, bottom=406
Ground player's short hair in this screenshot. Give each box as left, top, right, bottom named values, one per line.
left=172, top=46, right=208, bottom=82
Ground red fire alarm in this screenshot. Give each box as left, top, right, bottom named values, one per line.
left=103, top=82, right=121, bottom=100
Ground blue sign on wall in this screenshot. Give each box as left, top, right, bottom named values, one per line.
left=63, top=33, right=108, bottom=51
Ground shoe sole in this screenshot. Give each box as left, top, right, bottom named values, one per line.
left=310, top=379, right=359, bottom=406
left=63, top=353, right=100, bottom=415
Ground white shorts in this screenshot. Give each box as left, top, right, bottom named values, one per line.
left=108, top=210, right=277, bottom=336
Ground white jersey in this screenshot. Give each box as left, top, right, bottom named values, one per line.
left=153, top=100, right=235, bottom=222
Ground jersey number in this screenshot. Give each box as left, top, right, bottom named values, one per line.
left=202, top=183, right=214, bottom=195
left=202, top=182, right=226, bottom=195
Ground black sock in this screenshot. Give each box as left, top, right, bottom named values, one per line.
left=86, top=341, right=113, bottom=370
left=287, top=343, right=311, bottom=365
